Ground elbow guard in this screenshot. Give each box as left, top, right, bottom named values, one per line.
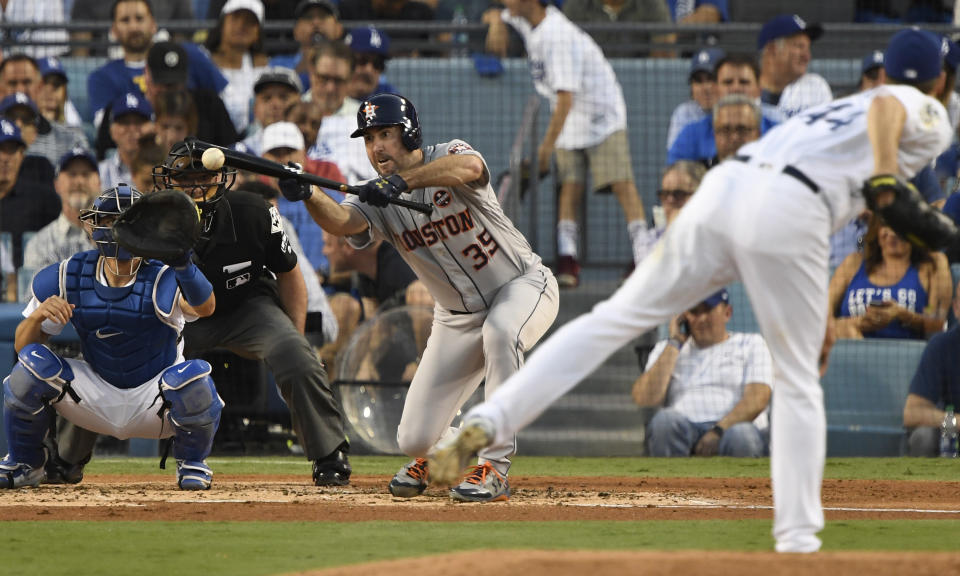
left=862, top=174, right=959, bottom=251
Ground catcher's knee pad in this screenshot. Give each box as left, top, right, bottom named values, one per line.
left=4, top=344, right=75, bottom=414
left=160, top=360, right=223, bottom=462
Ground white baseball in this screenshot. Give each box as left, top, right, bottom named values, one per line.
left=201, top=147, right=225, bottom=171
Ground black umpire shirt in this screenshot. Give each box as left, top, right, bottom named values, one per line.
left=192, top=189, right=298, bottom=317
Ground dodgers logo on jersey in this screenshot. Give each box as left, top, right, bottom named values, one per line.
left=433, top=189, right=452, bottom=207
left=363, top=103, right=379, bottom=122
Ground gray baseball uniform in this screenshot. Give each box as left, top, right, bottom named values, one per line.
left=343, top=139, right=559, bottom=473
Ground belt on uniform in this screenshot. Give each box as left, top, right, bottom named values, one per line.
left=732, top=155, right=820, bottom=193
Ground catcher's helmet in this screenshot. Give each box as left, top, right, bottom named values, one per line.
left=350, top=93, right=422, bottom=151
left=80, top=184, right=143, bottom=263
left=154, top=138, right=235, bottom=233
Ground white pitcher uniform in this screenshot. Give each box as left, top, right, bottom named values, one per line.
left=343, top=139, right=559, bottom=472
left=464, top=84, right=952, bottom=549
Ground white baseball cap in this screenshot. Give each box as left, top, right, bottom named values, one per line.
left=262, top=122, right=305, bottom=153
left=221, top=0, right=264, bottom=24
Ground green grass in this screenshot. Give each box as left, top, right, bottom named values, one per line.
left=83, top=455, right=960, bottom=481
left=6, top=520, right=960, bottom=576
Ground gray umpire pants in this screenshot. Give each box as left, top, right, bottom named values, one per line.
left=56, top=295, right=347, bottom=464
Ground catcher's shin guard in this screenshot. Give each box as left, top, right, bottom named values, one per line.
left=3, top=344, right=76, bottom=468
left=159, top=360, right=223, bottom=462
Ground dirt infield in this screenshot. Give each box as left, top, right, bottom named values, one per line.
left=2, top=475, right=958, bottom=522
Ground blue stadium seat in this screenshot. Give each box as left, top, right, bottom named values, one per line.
left=820, top=338, right=926, bottom=456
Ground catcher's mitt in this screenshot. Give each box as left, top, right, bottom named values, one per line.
left=112, top=188, right=200, bottom=262
left=862, top=174, right=959, bottom=251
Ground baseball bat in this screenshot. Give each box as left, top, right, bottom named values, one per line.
left=190, top=139, right=434, bottom=214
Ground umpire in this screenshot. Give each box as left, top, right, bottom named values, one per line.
left=163, top=139, right=351, bottom=485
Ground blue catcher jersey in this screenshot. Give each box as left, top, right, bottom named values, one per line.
left=31, top=251, right=182, bottom=388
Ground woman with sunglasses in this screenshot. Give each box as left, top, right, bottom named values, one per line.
left=635, top=160, right=706, bottom=263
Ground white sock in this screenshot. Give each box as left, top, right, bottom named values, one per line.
left=557, top=220, right=579, bottom=257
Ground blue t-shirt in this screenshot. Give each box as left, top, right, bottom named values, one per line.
left=667, top=113, right=778, bottom=166
left=87, top=43, right=228, bottom=122
left=838, top=261, right=928, bottom=340
left=909, top=325, right=960, bottom=406
left=943, top=191, right=960, bottom=226
left=665, top=0, right=728, bottom=21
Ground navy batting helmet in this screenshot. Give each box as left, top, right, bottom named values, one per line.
left=350, top=93, right=422, bottom=151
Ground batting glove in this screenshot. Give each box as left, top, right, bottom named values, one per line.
left=358, top=175, right=408, bottom=207
left=279, top=163, right=312, bottom=202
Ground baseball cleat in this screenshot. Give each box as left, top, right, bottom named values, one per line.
left=176, top=460, right=213, bottom=491
left=0, top=456, right=46, bottom=489
left=388, top=457, right=429, bottom=498
left=428, top=418, right=494, bottom=485
left=449, top=462, right=510, bottom=503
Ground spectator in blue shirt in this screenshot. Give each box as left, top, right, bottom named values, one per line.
left=667, top=47, right=723, bottom=150
left=665, top=0, right=728, bottom=22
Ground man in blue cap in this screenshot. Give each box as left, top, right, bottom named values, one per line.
left=757, top=14, right=832, bottom=117
left=345, top=26, right=397, bottom=101
left=859, top=50, right=886, bottom=91
left=432, top=28, right=957, bottom=553
left=666, top=47, right=724, bottom=150
left=633, top=288, right=774, bottom=458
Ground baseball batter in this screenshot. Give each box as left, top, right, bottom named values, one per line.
left=279, top=93, right=559, bottom=502
left=431, top=29, right=956, bottom=549
left=1, top=185, right=222, bottom=490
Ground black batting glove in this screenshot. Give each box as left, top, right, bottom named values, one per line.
left=278, top=162, right=312, bottom=202
left=358, top=175, right=408, bottom=208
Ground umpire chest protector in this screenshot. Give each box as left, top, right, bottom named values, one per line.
left=32, top=250, right=181, bottom=388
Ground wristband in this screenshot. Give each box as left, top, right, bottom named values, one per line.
left=174, top=261, right=213, bottom=307
left=710, top=425, right=725, bottom=438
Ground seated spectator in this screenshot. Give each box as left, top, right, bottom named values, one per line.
left=0, top=93, right=41, bottom=151
left=859, top=50, right=886, bottom=91
left=87, top=0, right=227, bottom=132
left=561, top=0, right=673, bottom=57
left=0, top=119, right=60, bottom=269
left=320, top=231, right=433, bottom=377
left=0, top=0, right=68, bottom=57
left=23, top=148, right=100, bottom=274
left=666, top=0, right=728, bottom=22
left=205, top=0, right=269, bottom=135
left=668, top=53, right=780, bottom=166
left=344, top=26, right=398, bottom=102
left=99, top=92, right=154, bottom=190
left=270, top=0, right=344, bottom=91
left=243, top=67, right=304, bottom=154
left=286, top=100, right=325, bottom=152
left=667, top=47, right=723, bottom=150
left=635, top=160, right=706, bottom=263
left=36, top=57, right=82, bottom=129
left=260, top=121, right=345, bottom=277
left=829, top=216, right=951, bottom=340
left=97, top=41, right=237, bottom=158
left=757, top=14, right=833, bottom=117
left=632, top=289, right=773, bottom=457
left=903, top=282, right=960, bottom=457
left=238, top=179, right=339, bottom=348
left=70, top=0, right=193, bottom=58
left=152, top=90, right=197, bottom=154
left=130, top=136, right=166, bottom=194
left=712, top=94, right=761, bottom=163
left=339, top=0, right=435, bottom=50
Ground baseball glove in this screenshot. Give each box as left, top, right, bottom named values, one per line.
left=112, top=188, right=201, bottom=262
left=862, top=174, right=959, bottom=251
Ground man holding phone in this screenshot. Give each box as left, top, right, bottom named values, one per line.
left=630, top=289, right=775, bottom=457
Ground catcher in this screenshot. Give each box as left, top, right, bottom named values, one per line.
left=1, top=184, right=221, bottom=490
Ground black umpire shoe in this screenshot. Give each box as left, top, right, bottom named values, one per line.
left=43, top=450, right=87, bottom=485
left=312, top=446, right=351, bottom=487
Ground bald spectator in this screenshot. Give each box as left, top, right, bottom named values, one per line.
left=561, top=0, right=674, bottom=57
left=345, top=26, right=398, bottom=101
left=87, top=0, right=227, bottom=130
left=757, top=14, right=832, bottom=117
left=667, top=47, right=723, bottom=150
left=0, top=119, right=60, bottom=269
left=712, top=94, right=761, bottom=163
left=0, top=56, right=88, bottom=167
left=270, top=0, right=344, bottom=91
left=668, top=53, right=780, bottom=167
left=243, top=67, right=304, bottom=154
left=99, top=92, right=154, bottom=189
left=23, top=148, right=100, bottom=274
left=36, top=57, right=82, bottom=129
left=305, top=42, right=376, bottom=184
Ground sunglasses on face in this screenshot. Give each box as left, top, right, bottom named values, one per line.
left=354, top=53, right=386, bottom=71
left=657, top=189, right=693, bottom=202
